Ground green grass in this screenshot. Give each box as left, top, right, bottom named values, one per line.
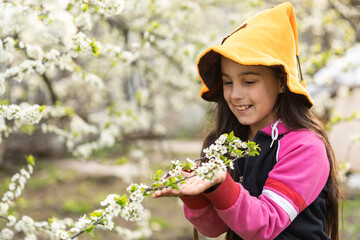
left=26, top=163, right=77, bottom=190
left=341, top=192, right=360, bottom=239
left=90, top=141, right=130, bottom=159
left=3, top=141, right=360, bottom=239
left=61, top=199, right=93, bottom=214
left=149, top=216, right=170, bottom=229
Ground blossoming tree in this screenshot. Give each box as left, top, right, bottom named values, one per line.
left=0, top=0, right=359, bottom=239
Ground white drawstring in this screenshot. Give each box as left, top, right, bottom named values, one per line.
left=270, top=119, right=282, bottom=148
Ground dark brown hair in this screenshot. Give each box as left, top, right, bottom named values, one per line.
left=195, top=66, right=342, bottom=240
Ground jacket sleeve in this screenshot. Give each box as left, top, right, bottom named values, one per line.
left=180, top=194, right=229, bottom=237
left=202, top=130, right=330, bottom=240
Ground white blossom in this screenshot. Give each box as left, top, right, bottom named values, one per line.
left=0, top=202, right=9, bottom=215
left=185, top=157, right=196, bottom=170
left=0, top=40, right=14, bottom=64
left=20, top=104, right=43, bottom=125
left=0, top=74, right=6, bottom=95
left=95, top=0, right=125, bottom=17
left=56, top=229, right=70, bottom=240
left=7, top=215, right=17, bottom=227
left=8, top=183, right=16, bottom=191
left=26, top=45, right=44, bottom=60
left=215, top=134, right=227, bottom=145
left=85, top=73, right=104, bottom=88
left=3, top=37, right=15, bottom=50
left=14, top=215, right=35, bottom=233
left=0, top=228, right=14, bottom=240
left=24, top=234, right=37, bottom=240
left=75, top=12, right=92, bottom=30
left=0, top=1, right=265, bottom=239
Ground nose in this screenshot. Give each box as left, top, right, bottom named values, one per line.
left=230, top=83, right=245, bottom=100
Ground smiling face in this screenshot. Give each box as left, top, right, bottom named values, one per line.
left=221, top=56, right=283, bottom=139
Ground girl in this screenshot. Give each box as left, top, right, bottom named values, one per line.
left=152, top=2, right=341, bottom=240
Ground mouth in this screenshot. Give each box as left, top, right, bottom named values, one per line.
left=235, top=105, right=252, bottom=111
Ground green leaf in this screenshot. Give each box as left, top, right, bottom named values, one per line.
left=100, top=217, right=108, bottom=225
left=154, top=170, right=163, bottom=180
left=227, top=131, right=235, bottom=141
left=90, top=39, right=99, bottom=57
left=48, top=216, right=54, bottom=223
left=117, top=194, right=128, bottom=207
left=26, top=155, right=35, bottom=166
left=325, top=123, right=332, bottom=131
left=65, top=107, right=75, bottom=116
left=135, top=91, right=142, bottom=103
left=183, top=162, right=191, bottom=171
left=248, top=151, right=255, bottom=157
left=168, top=176, right=175, bottom=184
left=235, top=150, right=244, bottom=157
left=152, top=182, right=160, bottom=188
left=0, top=99, right=9, bottom=105
left=66, top=3, right=74, bottom=11
left=85, top=225, right=95, bottom=237
left=330, top=115, right=341, bottom=124
left=70, top=131, right=79, bottom=138
left=116, top=156, right=127, bottom=165
left=224, top=159, right=232, bottom=166
left=21, top=125, right=35, bottom=134
left=246, top=142, right=261, bottom=157
left=143, top=191, right=152, bottom=197
left=171, top=182, right=179, bottom=190
left=104, top=122, right=111, bottom=129
left=91, top=210, right=102, bottom=218
left=162, top=180, right=169, bottom=187
left=83, top=3, right=88, bottom=11
left=130, top=185, right=138, bottom=192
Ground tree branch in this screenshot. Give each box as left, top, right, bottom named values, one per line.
left=41, top=74, right=58, bottom=105
left=70, top=217, right=103, bottom=239
left=0, top=215, right=9, bottom=222
left=328, top=0, right=360, bottom=42
left=143, top=156, right=242, bottom=194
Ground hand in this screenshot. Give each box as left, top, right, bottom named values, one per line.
left=151, top=170, right=227, bottom=198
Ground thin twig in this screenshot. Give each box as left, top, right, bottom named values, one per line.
left=144, top=174, right=197, bottom=193
left=328, top=0, right=360, bottom=42
left=0, top=215, right=9, bottom=222
left=70, top=217, right=103, bottom=239
left=144, top=156, right=242, bottom=194
left=159, top=156, right=207, bottom=181
left=42, top=74, right=58, bottom=105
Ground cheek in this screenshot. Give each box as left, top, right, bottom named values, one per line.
left=223, top=87, right=231, bottom=102
left=256, top=85, right=278, bottom=101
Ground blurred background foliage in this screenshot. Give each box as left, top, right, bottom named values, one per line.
left=1, top=0, right=360, bottom=239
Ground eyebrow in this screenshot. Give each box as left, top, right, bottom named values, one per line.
left=221, top=71, right=262, bottom=77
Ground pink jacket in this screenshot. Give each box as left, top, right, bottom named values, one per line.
left=180, top=121, right=330, bottom=240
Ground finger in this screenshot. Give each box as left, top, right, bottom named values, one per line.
left=152, top=187, right=181, bottom=198
left=151, top=190, right=162, bottom=198
left=181, top=171, right=195, bottom=178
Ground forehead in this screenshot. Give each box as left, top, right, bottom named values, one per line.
left=220, top=56, right=273, bottom=74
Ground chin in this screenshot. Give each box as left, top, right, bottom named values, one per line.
left=236, top=118, right=253, bottom=126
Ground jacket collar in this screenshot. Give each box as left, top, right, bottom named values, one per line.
left=261, top=119, right=290, bottom=137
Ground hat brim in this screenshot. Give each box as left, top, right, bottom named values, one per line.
left=198, top=44, right=313, bottom=106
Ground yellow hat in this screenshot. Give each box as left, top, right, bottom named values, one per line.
left=198, top=2, right=314, bottom=107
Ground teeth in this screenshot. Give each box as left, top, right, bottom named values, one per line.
left=236, top=105, right=250, bottom=111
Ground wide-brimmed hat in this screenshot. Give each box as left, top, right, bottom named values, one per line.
left=198, top=2, right=314, bottom=107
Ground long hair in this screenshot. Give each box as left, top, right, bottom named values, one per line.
left=196, top=66, right=342, bottom=240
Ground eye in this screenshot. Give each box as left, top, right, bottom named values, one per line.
left=244, top=80, right=256, bottom=85
left=222, top=78, right=232, bottom=85
left=223, top=81, right=233, bottom=85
